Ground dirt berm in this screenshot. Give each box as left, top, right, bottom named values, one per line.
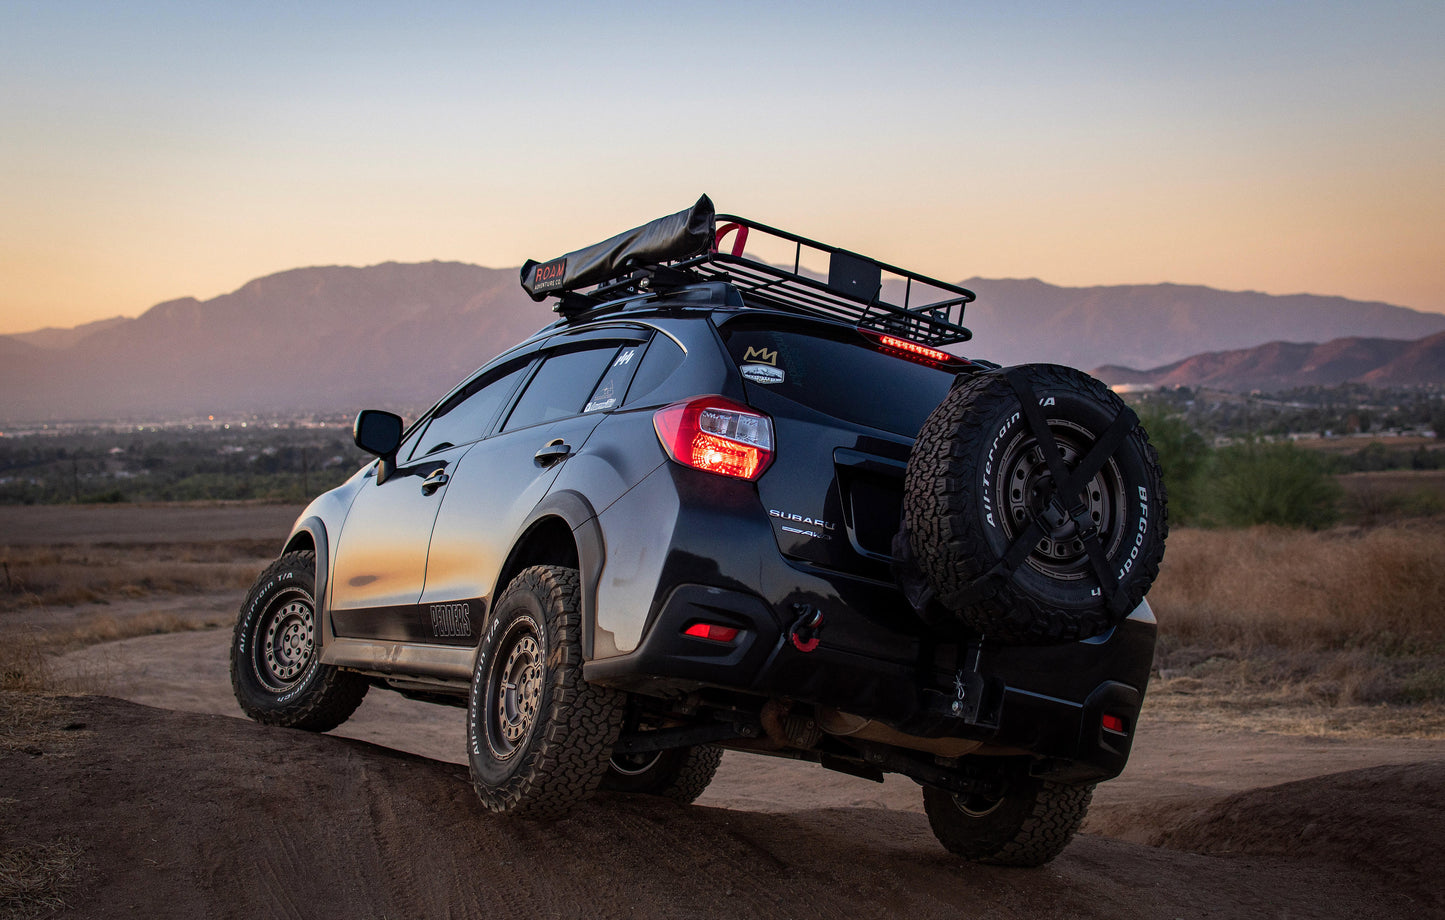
left=3, top=694, right=1441, bottom=920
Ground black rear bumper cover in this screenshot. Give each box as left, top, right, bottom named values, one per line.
left=585, top=582, right=1157, bottom=783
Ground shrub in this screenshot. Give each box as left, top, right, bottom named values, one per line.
left=1208, top=441, right=1340, bottom=529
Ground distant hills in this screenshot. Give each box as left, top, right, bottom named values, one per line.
left=3, top=262, right=1444, bottom=422
left=1094, top=331, right=1445, bottom=391
left=0, top=262, right=544, bottom=421
left=7, top=315, right=130, bottom=350
left=959, top=278, right=1445, bottom=370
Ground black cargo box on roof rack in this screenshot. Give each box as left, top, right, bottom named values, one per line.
left=520, top=195, right=975, bottom=347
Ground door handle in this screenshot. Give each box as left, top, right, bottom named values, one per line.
left=421, top=469, right=450, bottom=495
left=534, top=439, right=571, bottom=467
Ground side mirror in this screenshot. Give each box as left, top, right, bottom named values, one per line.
left=353, top=410, right=403, bottom=481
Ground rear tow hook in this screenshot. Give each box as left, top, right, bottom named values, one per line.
left=789, top=605, right=824, bottom=653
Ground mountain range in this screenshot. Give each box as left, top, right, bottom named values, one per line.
left=1093, top=331, right=1445, bottom=391
left=3, top=261, right=1444, bottom=422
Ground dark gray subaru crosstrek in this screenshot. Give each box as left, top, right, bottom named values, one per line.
left=231, top=196, right=1167, bottom=866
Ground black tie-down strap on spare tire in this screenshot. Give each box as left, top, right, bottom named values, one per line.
left=970, top=368, right=1140, bottom=618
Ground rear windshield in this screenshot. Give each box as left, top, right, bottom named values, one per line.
left=720, top=320, right=955, bottom=437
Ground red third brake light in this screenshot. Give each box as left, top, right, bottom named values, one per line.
left=857, top=328, right=970, bottom=370
left=654, top=396, right=774, bottom=480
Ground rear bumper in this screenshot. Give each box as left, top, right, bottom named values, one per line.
left=585, top=578, right=1157, bottom=782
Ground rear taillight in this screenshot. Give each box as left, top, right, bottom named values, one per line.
left=653, top=396, right=774, bottom=480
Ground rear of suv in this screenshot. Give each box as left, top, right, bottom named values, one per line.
left=231, top=196, right=1166, bottom=866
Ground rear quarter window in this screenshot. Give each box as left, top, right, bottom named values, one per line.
left=721, top=322, right=954, bottom=437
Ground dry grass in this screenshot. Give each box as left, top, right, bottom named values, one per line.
left=1149, top=521, right=1445, bottom=732
left=43, top=612, right=212, bottom=653
left=0, top=540, right=270, bottom=611
left=0, top=692, right=84, bottom=754
left=1337, top=471, right=1445, bottom=526
left=0, top=636, right=51, bottom=695
left=0, top=839, right=82, bottom=920
left=1152, top=523, right=1445, bottom=652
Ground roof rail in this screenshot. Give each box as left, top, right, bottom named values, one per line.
left=520, top=195, right=974, bottom=346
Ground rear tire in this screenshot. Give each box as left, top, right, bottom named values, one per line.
left=923, top=776, right=1094, bottom=867
left=231, top=551, right=368, bottom=731
left=467, top=565, right=624, bottom=820
left=602, top=745, right=723, bottom=804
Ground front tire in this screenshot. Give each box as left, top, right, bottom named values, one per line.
left=923, top=776, right=1094, bottom=867
left=230, top=551, right=368, bottom=730
left=467, top=565, right=624, bottom=820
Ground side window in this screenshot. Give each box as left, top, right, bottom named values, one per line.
left=583, top=342, right=646, bottom=413
left=502, top=342, right=627, bottom=433
left=502, top=345, right=619, bottom=432
left=622, top=335, right=685, bottom=406
left=412, top=358, right=532, bottom=458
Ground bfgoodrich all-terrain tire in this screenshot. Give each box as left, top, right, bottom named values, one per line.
left=923, top=777, right=1095, bottom=867
left=468, top=565, right=625, bottom=821
left=231, top=551, right=368, bottom=731
left=601, top=745, right=724, bottom=804
left=904, top=364, right=1167, bottom=644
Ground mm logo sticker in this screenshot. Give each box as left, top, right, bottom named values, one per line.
left=742, top=346, right=778, bottom=366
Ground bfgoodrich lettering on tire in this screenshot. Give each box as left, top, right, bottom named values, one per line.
left=467, top=565, right=624, bottom=820
left=230, top=550, right=368, bottom=731
left=903, top=364, right=1167, bottom=644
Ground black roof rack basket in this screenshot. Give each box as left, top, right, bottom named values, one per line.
left=520, top=195, right=974, bottom=346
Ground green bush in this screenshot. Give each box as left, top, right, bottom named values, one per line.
left=1208, top=441, right=1341, bottom=529
left=1137, top=409, right=1211, bottom=525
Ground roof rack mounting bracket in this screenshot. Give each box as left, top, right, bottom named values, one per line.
left=827, top=251, right=883, bottom=302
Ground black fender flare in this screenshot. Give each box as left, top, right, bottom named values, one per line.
left=282, top=517, right=332, bottom=644
left=499, top=490, right=606, bottom=659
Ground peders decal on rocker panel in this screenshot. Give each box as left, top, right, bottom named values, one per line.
left=430, top=602, right=473, bottom=638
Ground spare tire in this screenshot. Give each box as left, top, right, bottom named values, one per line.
left=902, top=364, right=1167, bottom=644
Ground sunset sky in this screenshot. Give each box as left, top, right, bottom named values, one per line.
left=2, top=1, right=1441, bottom=335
